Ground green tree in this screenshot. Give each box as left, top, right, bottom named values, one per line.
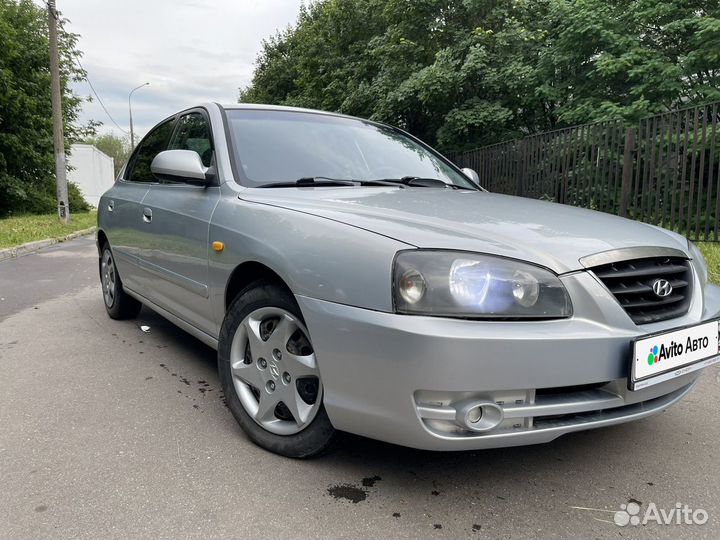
left=0, top=0, right=90, bottom=217
left=239, top=0, right=720, bottom=151
left=542, top=0, right=720, bottom=125
left=83, top=132, right=130, bottom=177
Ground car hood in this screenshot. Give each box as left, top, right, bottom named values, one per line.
left=242, top=187, right=690, bottom=273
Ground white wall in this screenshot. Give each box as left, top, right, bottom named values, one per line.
left=67, top=144, right=115, bottom=208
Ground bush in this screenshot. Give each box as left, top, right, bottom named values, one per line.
left=1, top=178, right=90, bottom=217
left=68, top=181, right=90, bottom=212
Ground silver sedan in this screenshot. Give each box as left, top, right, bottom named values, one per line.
left=97, top=103, right=720, bottom=457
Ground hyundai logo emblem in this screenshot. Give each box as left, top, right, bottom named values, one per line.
left=652, top=278, right=673, bottom=298
left=269, top=361, right=280, bottom=380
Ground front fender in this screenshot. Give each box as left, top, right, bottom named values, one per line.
left=208, top=196, right=411, bottom=330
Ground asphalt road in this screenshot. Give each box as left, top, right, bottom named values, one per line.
left=0, top=235, right=98, bottom=322
left=1, top=236, right=719, bottom=539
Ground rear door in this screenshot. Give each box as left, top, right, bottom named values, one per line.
left=103, top=117, right=176, bottom=296
left=139, top=109, right=220, bottom=335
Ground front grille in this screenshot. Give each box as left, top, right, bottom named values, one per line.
left=590, top=257, right=692, bottom=324
left=535, top=382, right=609, bottom=396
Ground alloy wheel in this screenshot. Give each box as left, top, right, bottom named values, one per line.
left=101, top=249, right=117, bottom=308
left=229, top=307, right=323, bottom=435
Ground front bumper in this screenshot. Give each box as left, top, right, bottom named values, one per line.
left=297, top=272, right=720, bottom=451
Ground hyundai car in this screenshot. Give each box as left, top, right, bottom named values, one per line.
left=97, top=103, right=720, bottom=458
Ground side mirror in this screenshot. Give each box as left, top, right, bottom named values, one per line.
left=151, top=150, right=213, bottom=186
left=462, top=167, right=480, bottom=186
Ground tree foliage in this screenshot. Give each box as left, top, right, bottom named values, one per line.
left=240, top=0, right=720, bottom=151
left=0, top=0, right=90, bottom=216
left=83, top=132, right=130, bottom=177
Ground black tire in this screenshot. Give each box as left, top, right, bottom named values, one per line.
left=99, top=243, right=142, bottom=320
left=218, top=279, right=337, bottom=458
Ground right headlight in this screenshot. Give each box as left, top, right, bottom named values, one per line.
left=393, top=250, right=572, bottom=319
left=688, top=241, right=708, bottom=289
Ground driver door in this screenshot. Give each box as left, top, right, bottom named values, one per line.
left=139, top=109, right=220, bottom=336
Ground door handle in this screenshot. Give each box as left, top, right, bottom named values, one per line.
left=142, top=207, right=152, bottom=223
left=107, top=200, right=114, bottom=212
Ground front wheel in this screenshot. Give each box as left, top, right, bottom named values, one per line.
left=218, top=280, right=336, bottom=458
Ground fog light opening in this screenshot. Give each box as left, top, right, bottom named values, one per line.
left=456, top=401, right=504, bottom=432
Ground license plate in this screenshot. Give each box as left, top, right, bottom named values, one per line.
left=630, top=319, right=720, bottom=390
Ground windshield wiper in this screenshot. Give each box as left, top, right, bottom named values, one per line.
left=257, top=176, right=408, bottom=188
left=256, top=175, right=472, bottom=189
left=356, top=179, right=408, bottom=188
left=373, top=176, right=476, bottom=190
left=258, top=177, right=359, bottom=188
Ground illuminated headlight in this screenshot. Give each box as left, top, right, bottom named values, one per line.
left=688, top=241, right=708, bottom=289
left=393, top=251, right=572, bottom=319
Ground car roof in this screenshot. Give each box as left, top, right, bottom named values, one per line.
left=216, top=103, right=367, bottom=122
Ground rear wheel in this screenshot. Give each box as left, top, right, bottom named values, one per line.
left=218, top=281, right=336, bottom=458
left=100, top=244, right=142, bottom=320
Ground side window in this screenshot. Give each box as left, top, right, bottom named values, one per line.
left=125, top=118, right=176, bottom=182
left=169, top=112, right=214, bottom=167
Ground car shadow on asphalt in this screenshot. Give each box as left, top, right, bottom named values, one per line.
left=315, top=425, right=653, bottom=512
left=328, top=427, right=627, bottom=474
left=136, top=306, right=218, bottom=371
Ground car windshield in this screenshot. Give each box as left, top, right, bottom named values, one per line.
left=225, top=109, right=476, bottom=189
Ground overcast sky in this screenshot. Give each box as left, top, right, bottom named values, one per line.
left=53, top=0, right=305, bottom=139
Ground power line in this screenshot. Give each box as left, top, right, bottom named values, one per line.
left=37, top=0, right=128, bottom=135
left=75, top=57, right=129, bottom=134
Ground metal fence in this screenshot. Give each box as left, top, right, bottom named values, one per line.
left=451, top=102, right=720, bottom=241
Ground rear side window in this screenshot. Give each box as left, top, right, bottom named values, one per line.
left=126, top=118, right=176, bottom=182
left=169, top=112, right=214, bottom=167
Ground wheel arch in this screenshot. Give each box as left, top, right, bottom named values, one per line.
left=224, top=260, right=294, bottom=312
left=96, top=229, right=109, bottom=254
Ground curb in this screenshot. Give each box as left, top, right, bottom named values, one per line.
left=0, top=226, right=97, bottom=262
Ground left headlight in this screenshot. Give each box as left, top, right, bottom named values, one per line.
left=393, top=250, right=572, bottom=319
left=688, top=241, right=708, bottom=289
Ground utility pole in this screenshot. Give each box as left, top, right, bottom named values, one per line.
left=48, top=0, right=69, bottom=224
left=129, top=82, right=149, bottom=149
